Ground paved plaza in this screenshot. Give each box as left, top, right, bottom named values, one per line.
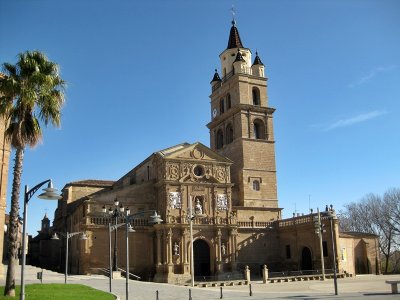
left=2, top=265, right=400, bottom=299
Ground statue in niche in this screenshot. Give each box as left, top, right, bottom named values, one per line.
left=194, top=197, right=203, bottom=215
left=173, top=242, right=180, bottom=256
left=221, top=243, right=226, bottom=255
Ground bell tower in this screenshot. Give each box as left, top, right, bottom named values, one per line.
left=207, top=19, right=278, bottom=211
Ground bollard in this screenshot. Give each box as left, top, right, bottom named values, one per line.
left=220, top=286, right=223, bottom=299
left=189, top=288, right=192, bottom=300
left=249, top=283, right=253, bottom=296
left=156, top=290, right=159, bottom=300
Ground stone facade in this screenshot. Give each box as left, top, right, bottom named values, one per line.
left=0, top=74, right=11, bottom=278
left=31, top=20, right=380, bottom=283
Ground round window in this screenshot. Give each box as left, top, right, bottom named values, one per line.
left=193, top=165, right=204, bottom=177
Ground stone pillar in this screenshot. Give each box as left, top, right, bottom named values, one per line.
left=0, top=117, right=10, bottom=279
left=244, top=265, right=251, bottom=283
left=156, top=231, right=162, bottom=265
left=262, top=265, right=269, bottom=283
left=229, top=228, right=238, bottom=271
left=216, top=229, right=222, bottom=274
left=183, top=228, right=190, bottom=274
left=167, top=228, right=173, bottom=273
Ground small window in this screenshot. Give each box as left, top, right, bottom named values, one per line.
left=323, top=241, right=328, bottom=257
left=286, top=245, right=291, bottom=259
left=219, top=98, right=225, bottom=114
left=252, top=87, right=260, bottom=106
left=226, top=94, right=231, bottom=110
left=253, top=180, right=260, bottom=191
left=216, top=129, right=224, bottom=149
left=226, top=124, right=233, bottom=144
left=253, top=119, right=266, bottom=140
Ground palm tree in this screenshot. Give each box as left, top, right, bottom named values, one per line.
left=0, top=51, right=66, bottom=297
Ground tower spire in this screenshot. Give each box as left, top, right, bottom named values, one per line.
left=227, top=6, right=244, bottom=49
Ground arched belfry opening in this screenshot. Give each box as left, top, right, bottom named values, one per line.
left=193, top=239, right=211, bottom=278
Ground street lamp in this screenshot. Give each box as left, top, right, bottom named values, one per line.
left=20, top=180, right=62, bottom=300
left=103, top=198, right=126, bottom=272
left=313, top=208, right=326, bottom=280
left=326, top=205, right=338, bottom=295
left=187, top=196, right=206, bottom=287
left=51, top=231, right=88, bottom=284
left=103, top=204, right=163, bottom=300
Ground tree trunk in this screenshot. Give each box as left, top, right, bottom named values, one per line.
left=4, top=147, right=24, bottom=297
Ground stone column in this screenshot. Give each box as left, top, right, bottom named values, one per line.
left=156, top=231, right=162, bottom=266
left=229, top=228, right=238, bottom=271
left=167, top=228, right=173, bottom=273
left=183, top=228, right=190, bottom=274
left=216, top=229, right=222, bottom=274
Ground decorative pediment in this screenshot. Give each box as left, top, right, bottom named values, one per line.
left=157, top=142, right=232, bottom=164
left=157, top=143, right=232, bottom=183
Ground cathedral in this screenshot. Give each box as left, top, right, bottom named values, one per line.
left=31, top=20, right=379, bottom=283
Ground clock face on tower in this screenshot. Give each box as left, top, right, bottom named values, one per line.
left=212, top=108, right=217, bottom=118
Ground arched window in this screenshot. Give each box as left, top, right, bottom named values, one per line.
left=253, top=119, right=266, bottom=139
left=216, top=129, right=224, bottom=149
left=252, top=87, right=260, bottom=106
left=226, top=123, right=234, bottom=144
left=219, top=98, right=225, bottom=114
left=226, top=93, right=231, bottom=110
left=253, top=180, right=260, bottom=191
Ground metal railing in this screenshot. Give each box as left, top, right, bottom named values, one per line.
left=118, top=267, right=141, bottom=280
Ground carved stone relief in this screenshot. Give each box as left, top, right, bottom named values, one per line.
left=217, top=194, right=228, bottom=211
left=168, top=192, right=182, bottom=209
left=215, top=166, right=226, bottom=182
left=167, top=163, right=180, bottom=180
left=190, top=148, right=204, bottom=159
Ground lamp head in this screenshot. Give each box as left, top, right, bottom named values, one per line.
left=51, top=233, right=59, bottom=240
left=128, top=224, right=135, bottom=233
left=37, top=181, right=62, bottom=200
left=114, top=198, right=119, bottom=207
left=149, top=211, right=163, bottom=224
left=80, top=233, right=88, bottom=240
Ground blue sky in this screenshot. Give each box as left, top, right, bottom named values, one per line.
left=1, top=0, right=399, bottom=235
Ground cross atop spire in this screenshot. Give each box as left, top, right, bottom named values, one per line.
left=231, top=5, right=236, bottom=26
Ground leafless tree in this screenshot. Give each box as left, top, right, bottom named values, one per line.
left=338, top=188, right=400, bottom=273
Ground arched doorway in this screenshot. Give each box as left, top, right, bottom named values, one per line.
left=301, top=247, right=313, bottom=272
left=193, top=239, right=210, bottom=277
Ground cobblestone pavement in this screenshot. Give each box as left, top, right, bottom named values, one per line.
left=2, top=265, right=400, bottom=300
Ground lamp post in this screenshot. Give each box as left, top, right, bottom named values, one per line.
left=327, top=205, right=338, bottom=295
left=51, top=231, right=88, bottom=284
left=188, top=197, right=195, bottom=287
left=104, top=198, right=127, bottom=272
left=103, top=204, right=163, bottom=300
left=187, top=196, right=205, bottom=287
left=313, top=208, right=326, bottom=280
left=20, top=180, right=62, bottom=300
